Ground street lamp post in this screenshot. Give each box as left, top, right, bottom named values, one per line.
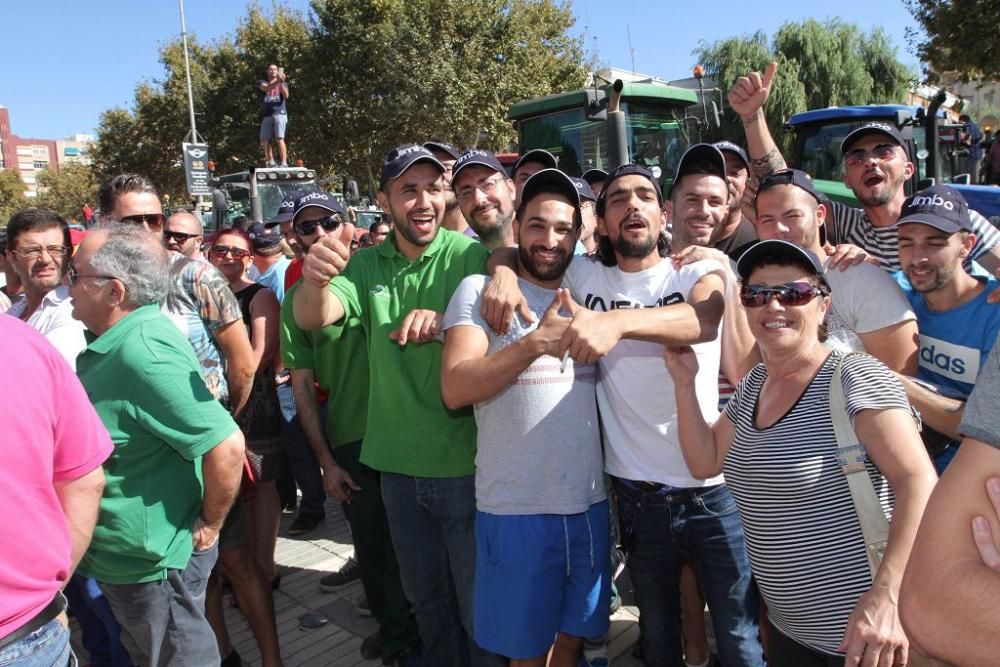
left=178, top=0, right=200, bottom=143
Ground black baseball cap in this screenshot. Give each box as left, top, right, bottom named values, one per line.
left=595, top=164, right=662, bottom=217
left=569, top=177, right=598, bottom=203
left=423, top=141, right=461, bottom=160
left=292, top=191, right=346, bottom=223
left=713, top=141, right=749, bottom=169
left=756, top=169, right=822, bottom=204
left=247, top=222, right=283, bottom=250
left=670, top=143, right=728, bottom=197
left=894, top=184, right=974, bottom=234
left=379, top=144, right=444, bottom=190
left=513, top=149, right=557, bottom=175
left=452, top=149, right=506, bottom=182
left=840, top=121, right=907, bottom=156
left=736, top=239, right=825, bottom=281
left=582, top=168, right=609, bottom=185
left=519, top=168, right=582, bottom=225
left=271, top=190, right=304, bottom=224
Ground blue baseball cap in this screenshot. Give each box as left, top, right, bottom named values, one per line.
left=519, top=168, right=582, bottom=226
left=841, top=121, right=908, bottom=156
left=379, top=144, right=444, bottom=190
left=894, top=184, right=973, bottom=234
left=247, top=222, right=283, bottom=250
left=569, top=176, right=598, bottom=203
left=271, top=190, right=303, bottom=224
left=736, top=239, right=825, bottom=281
left=513, top=149, right=558, bottom=175
left=671, top=143, right=728, bottom=197
left=423, top=141, right=461, bottom=160
left=581, top=168, right=609, bottom=185
left=713, top=140, right=749, bottom=169
left=595, top=164, right=662, bottom=217
left=452, top=149, right=507, bottom=182
left=292, top=191, right=346, bottom=223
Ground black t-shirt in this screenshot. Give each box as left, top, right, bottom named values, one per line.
left=714, top=216, right=758, bottom=261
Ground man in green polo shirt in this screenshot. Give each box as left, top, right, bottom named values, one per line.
left=294, top=144, right=492, bottom=666
left=70, top=225, right=246, bottom=667
left=281, top=190, right=419, bottom=664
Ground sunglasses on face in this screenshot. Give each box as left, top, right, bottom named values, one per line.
left=844, top=144, right=898, bottom=167
left=119, top=213, right=166, bottom=228
left=739, top=282, right=828, bottom=308
left=163, top=230, right=200, bottom=243
left=294, top=216, right=341, bottom=236
left=209, top=245, right=252, bottom=259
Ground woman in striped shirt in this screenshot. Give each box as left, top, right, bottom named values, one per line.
left=664, top=239, right=937, bottom=667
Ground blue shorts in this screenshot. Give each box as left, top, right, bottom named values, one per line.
left=260, top=114, right=287, bottom=140
left=474, top=500, right=611, bottom=659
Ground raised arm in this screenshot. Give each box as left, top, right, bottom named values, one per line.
left=294, top=225, right=354, bottom=330
left=728, top=61, right=788, bottom=181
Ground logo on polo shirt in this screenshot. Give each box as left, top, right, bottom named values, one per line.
left=370, top=284, right=390, bottom=300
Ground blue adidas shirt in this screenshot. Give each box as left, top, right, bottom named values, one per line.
left=895, top=273, right=1000, bottom=398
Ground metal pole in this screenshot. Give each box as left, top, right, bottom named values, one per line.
left=178, top=0, right=199, bottom=143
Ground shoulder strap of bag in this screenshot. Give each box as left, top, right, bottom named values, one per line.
left=829, top=353, right=890, bottom=577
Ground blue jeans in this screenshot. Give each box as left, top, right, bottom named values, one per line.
left=614, top=480, right=764, bottom=667
left=0, top=605, right=74, bottom=667
left=64, top=575, right=133, bottom=667
left=381, top=473, right=503, bottom=667
left=277, top=382, right=325, bottom=515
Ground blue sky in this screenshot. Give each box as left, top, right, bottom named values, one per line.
left=6, top=0, right=920, bottom=140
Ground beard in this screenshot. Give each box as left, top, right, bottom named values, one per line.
left=518, top=243, right=572, bottom=282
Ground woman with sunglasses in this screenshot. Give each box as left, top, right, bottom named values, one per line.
left=664, top=240, right=936, bottom=667
left=208, top=229, right=286, bottom=584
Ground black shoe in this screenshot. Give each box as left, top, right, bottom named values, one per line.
left=360, top=632, right=382, bottom=661
left=222, top=650, right=242, bottom=667
left=287, top=511, right=324, bottom=536
left=318, top=557, right=361, bottom=591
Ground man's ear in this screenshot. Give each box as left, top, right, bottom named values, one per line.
left=376, top=190, right=390, bottom=215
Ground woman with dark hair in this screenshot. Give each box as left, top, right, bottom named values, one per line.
left=664, top=239, right=936, bottom=666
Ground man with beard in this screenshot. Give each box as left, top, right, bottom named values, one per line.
left=441, top=170, right=608, bottom=666
left=294, top=145, right=494, bottom=666
left=892, top=185, right=1000, bottom=472
left=512, top=149, right=558, bottom=206
left=730, top=62, right=1000, bottom=279
left=711, top=141, right=758, bottom=260
left=452, top=149, right=516, bottom=250
left=425, top=141, right=470, bottom=236
left=5, top=208, right=87, bottom=368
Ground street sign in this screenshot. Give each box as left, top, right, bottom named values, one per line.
left=182, top=142, right=211, bottom=195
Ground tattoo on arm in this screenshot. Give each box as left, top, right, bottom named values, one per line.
left=749, top=146, right=786, bottom=180
left=741, top=112, right=759, bottom=125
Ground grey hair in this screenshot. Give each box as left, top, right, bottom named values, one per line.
left=90, top=224, right=170, bottom=308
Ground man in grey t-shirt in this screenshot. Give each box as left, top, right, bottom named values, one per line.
left=441, top=170, right=609, bottom=665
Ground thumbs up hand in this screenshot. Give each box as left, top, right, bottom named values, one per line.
left=302, top=223, right=354, bottom=287
left=728, top=61, right=777, bottom=123
left=529, top=288, right=573, bottom=358
left=558, top=292, right=622, bottom=365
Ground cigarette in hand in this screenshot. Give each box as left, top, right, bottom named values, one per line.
left=560, top=350, right=570, bottom=373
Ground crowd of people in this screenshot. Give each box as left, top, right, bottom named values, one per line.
left=3, top=62, right=1000, bottom=667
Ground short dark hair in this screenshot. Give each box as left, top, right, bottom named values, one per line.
left=369, top=221, right=388, bottom=234
left=98, top=174, right=160, bottom=217
left=6, top=208, right=71, bottom=251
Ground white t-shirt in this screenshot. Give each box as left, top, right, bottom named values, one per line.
left=564, top=256, right=726, bottom=487
left=6, top=284, right=88, bottom=370
left=822, top=257, right=916, bottom=355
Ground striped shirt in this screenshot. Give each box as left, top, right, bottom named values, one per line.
left=829, top=202, right=1000, bottom=273
left=722, top=352, right=910, bottom=655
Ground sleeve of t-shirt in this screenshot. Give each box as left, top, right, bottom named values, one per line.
left=678, top=259, right=727, bottom=295
left=724, top=364, right=764, bottom=425
left=442, top=275, right=489, bottom=332
left=959, top=335, right=1000, bottom=448
left=194, top=263, right=242, bottom=333
left=51, top=347, right=113, bottom=482
left=968, top=209, right=1000, bottom=260
left=130, top=335, right=240, bottom=461
left=840, top=353, right=912, bottom=421
left=841, top=263, right=916, bottom=334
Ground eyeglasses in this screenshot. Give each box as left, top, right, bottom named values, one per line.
left=119, top=213, right=166, bottom=228
left=210, top=245, right=252, bottom=259
left=66, top=263, right=122, bottom=288
left=456, top=175, right=504, bottom=203
left=294, top=216, right=341, bottom=236
left=844, top=144, right=898, bottom=167
left=163, top=230, right=201, bottom=243
left=739, top=282, right=829, bottom=308
left=12, top=245, right=70, bottom=260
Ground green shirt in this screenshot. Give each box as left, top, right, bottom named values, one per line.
left=76, top=305, right=239, bottom=584
left=280, top=281, right=368, bottom=447
left=328, top=228, right=489, bottom=477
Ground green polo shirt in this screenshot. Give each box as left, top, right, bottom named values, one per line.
left=280, top=281, right=368, bottom=447
left=328, top=228, right=489, bottom=477
left=76, top=305, right=239, bottom=584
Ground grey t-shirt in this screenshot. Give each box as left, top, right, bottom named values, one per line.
left=822, top=257, right=915, bottom=355
left=442, top=274, right=606, bottom=515
left=959, top=334, right=1000, bottom=449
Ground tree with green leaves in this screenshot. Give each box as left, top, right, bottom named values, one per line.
left=0, top=170, right=28, bottom=227
left=905, top=0, right=1000, bottom=83
left=34, top=164, right=100, bottom=224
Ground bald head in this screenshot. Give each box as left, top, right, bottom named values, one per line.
left=164, top=211, right=204, bottom=258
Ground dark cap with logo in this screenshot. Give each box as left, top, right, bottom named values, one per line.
left=423, top=141, right=461, bottom=160
left=271, top=190, right=303, bottom=224
left=292, top=191, right=346, bottom=223
left=247, top=222, right=283, bottom=250
left=569, top=177, right=597, bottom=203
left=713, top=140, right=749, bottom=169
left=513, top=149, right=558, bottom=175
left=671, top=143, right=728, bottom=197
left=595, top=164, right=662, bottom=217
left=519, top=168, right=582, bottom=224
left=736, top=239, right=825, bottom=281
left=452, top=149, right=506, bottom=182
left=840, top=121, right=908, bottom=155
left=756, top=168, right=822, bottom=204
left=379, top=144, right=445, bottom=190
left=894, top=184, right=973, bottom=234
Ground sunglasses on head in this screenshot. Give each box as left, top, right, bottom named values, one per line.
left=119, top=213, right=166, bottom=228
left=294, top=215, right=341, bottom=236
left=739, top=282, right=828, bottom=308
left=163, top=230, right=200, bottom=242
left=210, top=245, right=251, bottom=259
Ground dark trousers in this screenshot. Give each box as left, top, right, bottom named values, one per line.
left=336, top=441, right=419, bottom=661
left=767, top=625, right=844, bottom=667
left=277, top=383, right=326, bottom=515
